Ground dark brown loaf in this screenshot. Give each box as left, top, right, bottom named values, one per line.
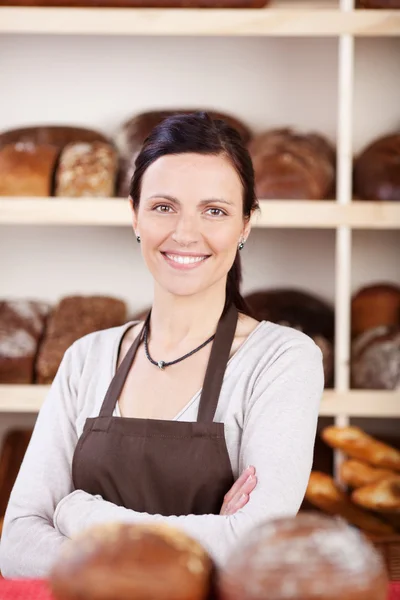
left=351, top=283, right=400, bottom=338
left=0, top=300, right=49, bottom=383
left=50, top=522, right=214, bottom=600
left=0, top=429, right=33, bottom=518
left=245, top=289, right=334, bottom=386
left=218, top=512, right=388, bottom=600
left=0, top=125, right=109, bottom=150
left=247, top=128, right=336, bottom=200
left=351, top=326, right=400, bottom=390
left=115, top=110, right=252, bottom=197
left=55, top=142, right=118, bottom=197
left=354, top=134, right=400, bottom=201
left=0, top=0, right=268, bottom=6
left=0, top=143, right=59, bottom=196
left=356, top=0, right=400, bottom=7
left=36, top=295, right=127, bottom=384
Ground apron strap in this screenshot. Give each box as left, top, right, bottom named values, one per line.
left=99, top=313, right=150, bottom=417
left=197, top=303, right=238, bottom=424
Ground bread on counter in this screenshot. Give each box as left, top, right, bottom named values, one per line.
left=351, top=283, right=400, bottom=338
left=354, top=134, right=400, bottom=201
left=115, top=109, right=252, bottom=197
left=50, top=522, right=214, bottom=600
left=0, top=143, right=59, bottom=196
left=0, top=299, right=50, bottom=384
left=36, top=295, right=127, bottom=384
left=351, top=325, right=400, bottom=390
left=55, top=142, right=118, bottom=197
left=219, top=512, right=389, bottom=600
left=247, top=128, right=336, bottom=200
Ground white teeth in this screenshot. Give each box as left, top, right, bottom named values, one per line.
left=165, top=254, right=207, bottom=265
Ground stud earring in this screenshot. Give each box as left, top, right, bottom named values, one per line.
left=238, top=239, right=245, bottom=251
left=136, top=235, right=141, bottom=243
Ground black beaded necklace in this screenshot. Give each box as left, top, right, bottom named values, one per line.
left=143, top=321, right=215, bottom=370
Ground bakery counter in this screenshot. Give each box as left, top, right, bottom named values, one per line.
left=0, top=579, right=399, bottom=599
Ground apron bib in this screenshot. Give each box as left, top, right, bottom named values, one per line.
left=72, top=304, right=237, bottom=517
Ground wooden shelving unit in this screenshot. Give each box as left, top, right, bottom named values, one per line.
left=1, top=198, right=400, bottom=228
left=0, top=0, right=399, bottom=431
left=1, top=2, right=400, bottom=36
left=0, top=385, right=399, bottom=417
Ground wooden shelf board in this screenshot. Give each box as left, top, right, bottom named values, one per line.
left=1, top=198, right=400, bottom=229
left=0, top=4, right=399, bottom=36
left=0, top=385, right=399, bottom=416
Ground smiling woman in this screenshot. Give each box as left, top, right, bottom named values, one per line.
left=0, top=112, right=324, bottom=578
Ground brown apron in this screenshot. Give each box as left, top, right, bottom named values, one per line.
left=72, top=304, right=237, bottom=517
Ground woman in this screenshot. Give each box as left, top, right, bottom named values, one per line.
left=0, top=112, right=324, bottom=578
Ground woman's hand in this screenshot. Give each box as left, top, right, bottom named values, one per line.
left=220, top=466, right=257, bottom=516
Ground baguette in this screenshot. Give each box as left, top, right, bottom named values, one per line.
left=321, top=426, right=400, bottom=471
left=305, top=471, right=394, bottom=535
left=340, top=459, right=397, bottom=488
left=352, top=477, right=400, bottom=513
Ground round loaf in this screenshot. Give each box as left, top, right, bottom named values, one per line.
left=351, top=325, right=400, bottom=389
left=247, top=128, right=336, bottom=200
left=351, top=283, right=400, bottom=338
left=218, top=512, right=388, bottom=600
left=354, top=134, right=400, bottom=201
left=50, top=522, right=214, bottom=600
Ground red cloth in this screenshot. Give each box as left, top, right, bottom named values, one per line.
left=0, top=579, right=399, bottom=599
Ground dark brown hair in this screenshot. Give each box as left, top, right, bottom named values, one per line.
left=129, top=111, right=259, bottom=315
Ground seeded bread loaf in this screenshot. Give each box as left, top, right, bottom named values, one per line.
left=55, top=142, right=118, bottom=197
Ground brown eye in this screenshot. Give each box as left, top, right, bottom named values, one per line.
left=155, top=205, right=172, bottom=213
left=207, top=208, right=226, bottom=217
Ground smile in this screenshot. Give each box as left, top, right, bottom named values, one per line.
left=161, top=252, right=210, bottom=270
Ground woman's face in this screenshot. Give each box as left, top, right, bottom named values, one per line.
left=131, top=152, right=251, bottom=299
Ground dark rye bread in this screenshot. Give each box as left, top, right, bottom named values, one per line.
left=248, top=128, right=336, bottom=200
left=0, top=300, right=50, bottom=384
left=354, top=134, right=400, bottom=201
left=115, top=110, right=252, bottom=198
left=36, top=296, right=127, bottom=384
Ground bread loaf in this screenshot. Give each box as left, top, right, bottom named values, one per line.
left=0, top=429, right=32, bottom=518
left=352, top=478, right=400, bottom=513
left=354, top=134, right=400, bottom=201
left=351, top=283, right=400, bottom=338
left=356, top=0, right=400, bottom=7
left=0, top=300, right=49, bottom=383
left=351, top=326, right=400, bottom=390
left=0, top=143, right=58, bottom=196
left=305, top=471, right=394, bottom=535
left=322, top=426, right=400, bottom=471
left=247, top=128, right=336, bottom=200
left=219, top=512, right=388, bottom=600
left=36, top=295, right=127, bottom=383
left=55, top=142, right=118, bottom=197
left=340, top=459, right=398, bottom=489
left=50, top=522, right=214, bottom=600
left=0, top=125, right=109, bottom=150
left=115, top=110, right=252, bottom=197
left=245, top=289, right=334, bottom=386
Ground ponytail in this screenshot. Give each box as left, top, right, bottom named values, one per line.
left=225, top=252, right=252, bottom=316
